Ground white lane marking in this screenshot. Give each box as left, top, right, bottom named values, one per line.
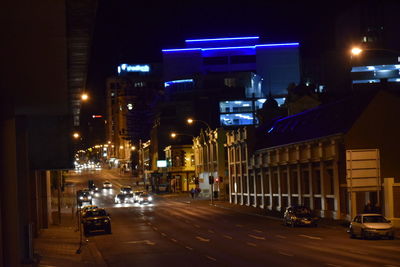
left=275, top=235, right=287, bottom=239
left=253, top=229, right=263, bottom=233
left=325, top=264, right=341, bottom=267
left=125, top=240, right=156, bottom=245
left=278, top=251, right=294, bottom=257
left=208, top=230, right=215, bottom=233
left=185, top=246, right=193, bottom=250
left=161, top=233, right=167, bottom=237
left=298, top=234, right=322, bottom=240
left=170, top=238, right=178, bottom=243
left=246, top=242, right=257, bottom=247
left=248, top=234, right=266, bottom=240
left=223, top=235, right=233, bottom=239
left=194, top=224, right=201, bottom=228
left=235, top=224, right=244, bottom=227
left=146, top=222, right=152, bottom=225
left=206, top=255, right=217, bottom=261
left=152, top=227, right=158, bottom=231
left=196, top=236, right=210, bottom=242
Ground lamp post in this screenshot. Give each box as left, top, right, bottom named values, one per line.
left=186, top=118, right=211, bottom=131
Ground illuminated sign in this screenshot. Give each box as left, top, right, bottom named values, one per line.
left=157, top=160, right=167, bottom=168
left=118, top=64, right=150, bottom=73
left=164, top=79, right=194, bottom=87
left=162, top=43, right=299, bottom=54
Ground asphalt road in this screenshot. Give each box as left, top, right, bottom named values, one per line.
left=68, top=169, right=400, bottom=267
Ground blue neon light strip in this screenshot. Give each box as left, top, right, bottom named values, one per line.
left=162, top=48, right=201, bottom=53
left=256, top=42, right=299, bottom=48
left=185, top=36, right=259, bottom=43
left=162, top=43, right=299, bottom=53
left=164, top=79, right=194, bottom=87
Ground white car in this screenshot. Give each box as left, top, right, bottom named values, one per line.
left=348, top=214, right=395, bottom=239
left=103, top=181, right=112, bottom=189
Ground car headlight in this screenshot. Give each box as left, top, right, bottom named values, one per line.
left=148, top=197, right=153, bottom=201
left=104, top=219, right=109, bottom=223
left=88, top=196, right=92, bottom=200
left=139, top=198, right=143, bottom=201
left=79, top=196, right=83, bottom=200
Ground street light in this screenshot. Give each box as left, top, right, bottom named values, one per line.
left=351, top=47, right=363, bottom=56
left=73, top=132, right=80, bottom=139
left=170, top=132, right=195, bottom=138
left=186, top=118, right=211, bottom=131
left=81, top=93, right=89, bottom=101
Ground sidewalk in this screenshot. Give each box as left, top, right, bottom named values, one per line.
left=33, top=209, right=107, bottom=267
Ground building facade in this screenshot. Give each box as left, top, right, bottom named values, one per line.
left=227, top=90, right=400, bottom=224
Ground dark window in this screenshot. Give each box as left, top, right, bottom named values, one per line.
left=203, top=56, right=229, bottom=65
left=230, top=55, right=256, bottom=64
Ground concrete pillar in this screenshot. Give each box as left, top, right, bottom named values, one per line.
left=383, top=178, right=394, bottom=219
left=308, top=162, right=314, bottom=209
left=227, top=146, right=232, bottom=204
left=333, top=160, right=341, bottom=219
left=253, top=169, right=257, bottom=207
left=277, top=166, right=282, bottom=211
left=268, top=168, right=273, bottom=209
left=297, top=164, right=302, bottom=205
left=320, top=161, right=326, bottom=216
left=260, top=168, right=265, bottom=209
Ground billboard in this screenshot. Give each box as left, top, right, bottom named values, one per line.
left=346, top=149, right=381, bottom=189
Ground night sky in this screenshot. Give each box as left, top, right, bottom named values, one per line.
left=85, top=0, right=346, bottom=115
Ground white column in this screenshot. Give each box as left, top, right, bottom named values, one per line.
left=308, top=162, right=314, bottom=209
left=297, top=164, right=302, bottom=206
left=268, top=168, right=273, bottom=209
left=333, top=159, right=341, bottom=219
left=277, top=166, right=282, bottom=211
left=320, top=161, right=326, bottom=217
left=287, top=165, right=292, bottom=207
left=260, top=167, right=265, bottom=209
left=253, top=168, right=257, bottom=207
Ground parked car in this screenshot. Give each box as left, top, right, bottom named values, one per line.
left=77, top=190, right=93, bottom=206
left=120, top=186, right=133, bottom=194
left=82, top=208, right=111, bottom=236
left=103, top=181, right=112, bottom=189
left=115, top=193, right=134, bottom=204
left=283, top=206, right=318, bottom=227
left=348, top=214, right=395, bottom=239
left=133, top=191, right=143, bottom=202
left=138, top=193, right=152, bottom=204
left=80, top=205, right=98, bottom=214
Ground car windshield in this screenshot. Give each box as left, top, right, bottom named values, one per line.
left=85, top=210, right=107, bottom=217
left=141, top=194, right=149, bottom=197
left=363, top=216, right=387, bottom=223
left=294, top=207, right=311, bottom=215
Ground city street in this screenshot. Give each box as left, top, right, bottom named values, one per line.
left=67, top=169, right=400, bottom=267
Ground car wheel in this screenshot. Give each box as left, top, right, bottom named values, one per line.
left=361, top=230, right=368, bottom=240
left=349, top=228, right=356, bottom=239
left=105, top=225, right=112, bottom=234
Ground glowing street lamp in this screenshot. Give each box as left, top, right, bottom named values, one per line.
left=81, top=93, right=89, bottom=101
left=351, top=47, right=363, bottom=56
left=73, top=132, right=80, bottom=139
left=131, top=146, right=136, bottom=151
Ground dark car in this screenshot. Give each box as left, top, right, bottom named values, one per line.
left=120, top=186, right=133, bottom=194
left=82, top=208, right=111, bottom=236
left=133, top=191, right=143, bottom=202
left=138, top=193, right=153, bottom=204
left=283, top=206, right=318, bottom=227
left=77, top=190, right=93, bottom=206
left=114, top=193, right=134, bottom=204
